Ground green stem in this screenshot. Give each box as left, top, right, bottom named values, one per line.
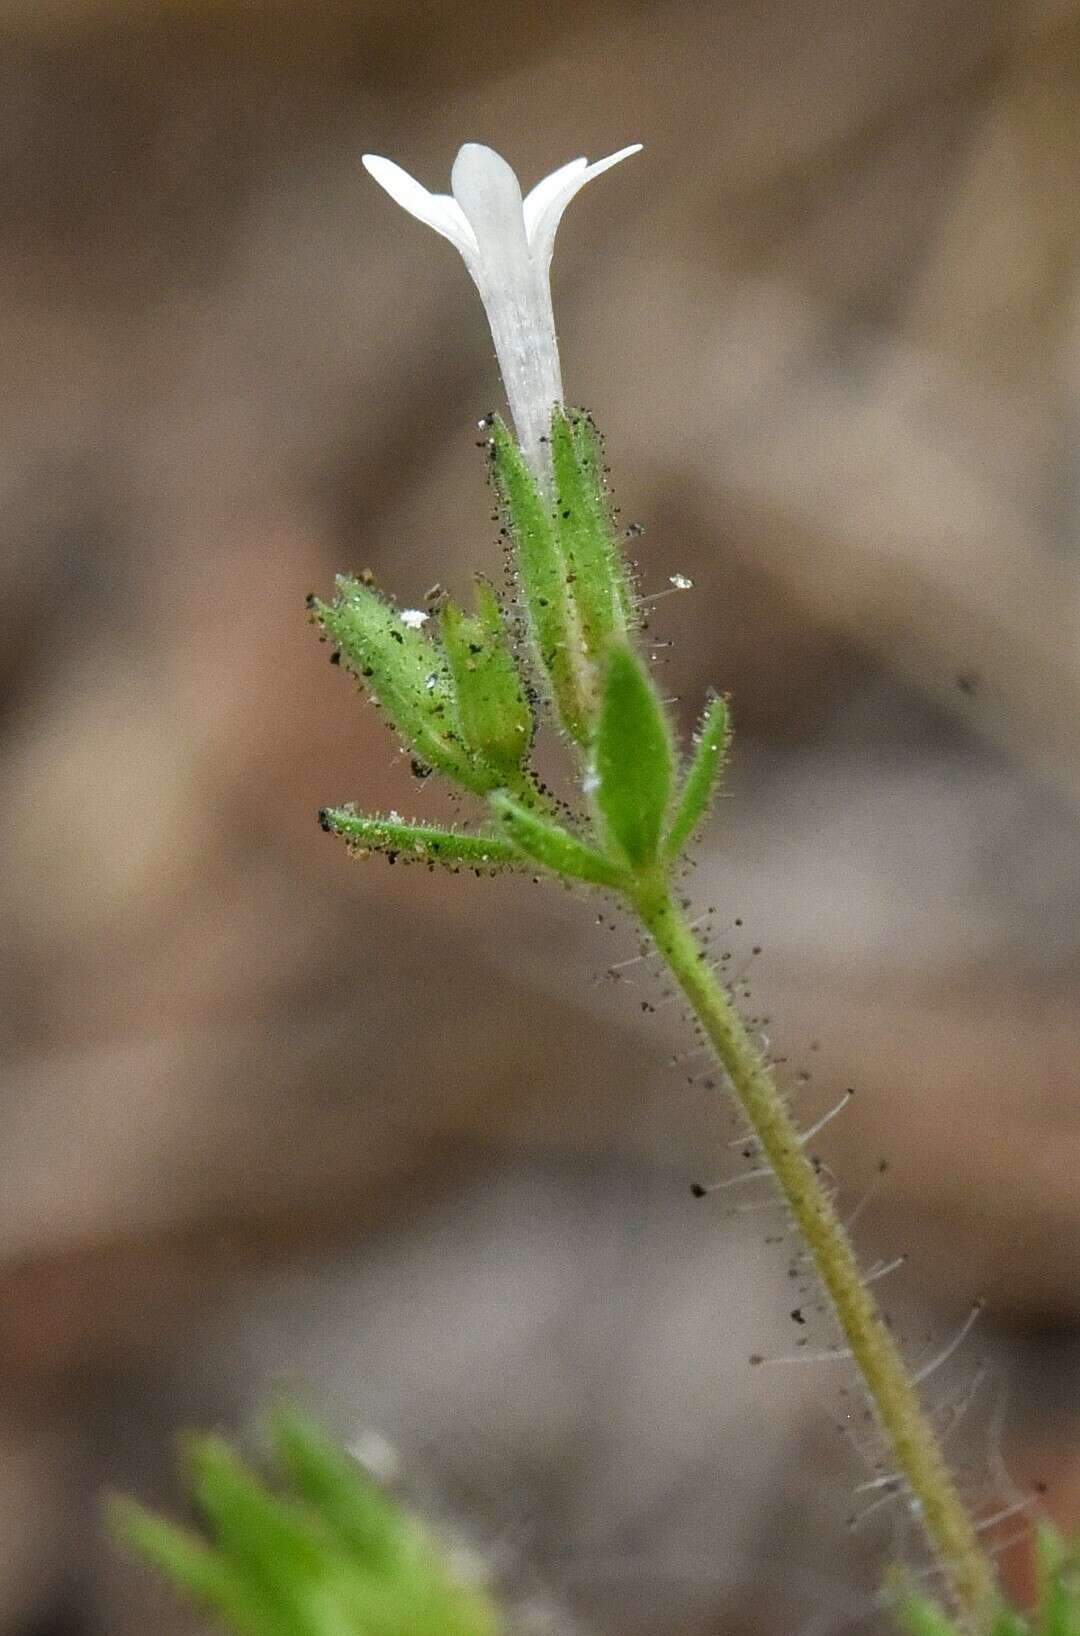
left=630, top=879, right=999, bottom=1629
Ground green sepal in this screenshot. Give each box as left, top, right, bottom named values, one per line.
left=489, top=791, right=628, bottom=889
left=312, top=578, right=489, bottom=794
left=487, top=417, right=592, bottom=745
left=320, top=807, right=522, bottom=872
left=663, top=692, right=731, bottom=862
left=551, top=408, right=632, bottom=658
left=591, top=644, right=674, bottom=871
left=440, top=579, right=533, bottom=781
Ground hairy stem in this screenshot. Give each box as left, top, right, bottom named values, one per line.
left=630, top=880, right=999, bottom=1628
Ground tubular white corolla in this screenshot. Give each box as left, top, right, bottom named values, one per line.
left=362, top=142, right=641, bottom=485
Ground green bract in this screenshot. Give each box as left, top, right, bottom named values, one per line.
left=591, top=644, right=674, bottom=870
left=664, top=692, right=731, bottom=863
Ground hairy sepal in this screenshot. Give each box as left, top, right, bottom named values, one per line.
left=440, top=578, right=533, bottom=782
left=487, top=417, right=593, bottom=745
left=313, top=578, right=490, bottom=794
left=551, top=408, right=633, bottom=657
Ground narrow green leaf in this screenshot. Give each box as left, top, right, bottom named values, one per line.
left=312, top=579, right=489, bottom=793
left=550, top=408, right=631, bottom=661
left=440, top=580, right=533, bottom=781
left=114, top=1419, right=504, bottom=1636
left=319, top=808, right=522, bottom=871
left=110, top=1497, right=298, bottom=1636
left=663, top=692, right=731, bottom=862
left=184, top=1435, right=327, bottom=1598
left=487, top=417, right=593, bottom=744
left=271, top=1409, right=400, bottom=1569
left=489, top=792, right=628, bottom=888
left=591, top=644, right=674, bottom=871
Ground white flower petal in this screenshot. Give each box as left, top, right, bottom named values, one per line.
left=450, top=143, right=562, bottom=484
left=525, top=143, right=643, bottom=271
left=361, top=140, right=641, bottom=486
left=521, top=157, right=588, bottom=242
left=361, top=154, right=478, bottom=260
left=449, top=143, right=531, bottom=269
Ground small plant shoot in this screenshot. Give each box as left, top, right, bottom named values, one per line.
left=119, top=138, right=1071, bottom=1636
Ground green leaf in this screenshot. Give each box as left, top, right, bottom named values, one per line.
left=184, top=1435, right=330, bottom=1613
left=113, top=1419, right=504, bottom=1636
left=312, top=579, right=490, bottom=794
left=268, top=1411, right=499, bottom=1636
left=440, top=580, right=533, bottom=781
left=270, top=1410, right=401, bottom=1570
left=550, top=408, right=632, bottom=660
left=110, top=1497, right=307, bottom=1636
left=319, top=808, right=522, bottom=872
left=591, top=644, right=674, bottom=871
left=489, top=791, right=628, bottom=888
left=487, top=417, right=592, bottom=744
left=663, top=692, right=731, bottom=862
left=1039, top=1528, right=1080, bottom=1636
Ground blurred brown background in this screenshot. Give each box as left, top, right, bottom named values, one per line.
left=3, top=1, right=1080, bottom=1632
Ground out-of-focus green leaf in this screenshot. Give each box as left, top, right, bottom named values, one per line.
left=112, top=1416, right=503, bottom=1636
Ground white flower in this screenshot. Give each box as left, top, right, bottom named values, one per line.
left=362, top=141, right=641, bottom=486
